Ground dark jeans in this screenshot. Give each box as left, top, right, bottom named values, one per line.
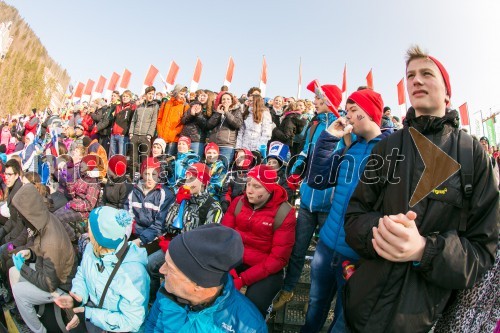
left=283, top=208, right=328, bottom=292
left=130, top=135, right=151, bottom=172
left=147, top=249, right=165, bottom=302
left=244, top=270, right=284, bottom=318
left=165, top=142, right=177, bottom=156
left=301, top=239, right=356, bottom=333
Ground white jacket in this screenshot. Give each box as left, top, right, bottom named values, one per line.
left=236, top=110, right=273, bottom=151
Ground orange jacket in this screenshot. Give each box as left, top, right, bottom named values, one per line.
left=157, top=98, right=188, bottom=143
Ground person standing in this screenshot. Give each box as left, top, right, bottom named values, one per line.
left=129, top=86, right=159, bottom=173
left=343, top=46, right=498, bottom=333
left=206, top=92, right=243, bottom=168
left=157, top=85, right=189, bottom=156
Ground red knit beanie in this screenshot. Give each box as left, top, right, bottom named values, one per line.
left=247, top=165, right=278, bottom=193
left=347, top=89, right=384, bottom=126
left=108, top=154, right=127, bottom=177
left=307, top=80, right=342, bottom=113
left=205, top=142, right=219, bottom=154
left=186, top=163, right=211, bottom=186
left=140, top=157, right=160, bottom=175
left=428, top=56, right=452, bottom=100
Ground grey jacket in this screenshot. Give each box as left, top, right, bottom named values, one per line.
left=130, top=100, right=159, bottom=137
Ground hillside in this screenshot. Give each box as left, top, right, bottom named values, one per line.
left=0, top=1, right=70, bottom=117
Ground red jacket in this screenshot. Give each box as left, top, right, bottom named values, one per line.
left=221, top=185, right=296, bottom=287
left=81, top=114, right=97, bottom=137
left=24, top=115, right=39, bottom=136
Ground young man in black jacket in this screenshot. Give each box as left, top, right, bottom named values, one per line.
left=343, top=46, right=499, bottom=333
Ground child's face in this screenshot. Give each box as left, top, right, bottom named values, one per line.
left=177, top=141, right=189, bottom=153
left=266, top=158, right=280, bottom=170
left=205, top=149, right=218, bottom=163
left=152, top=143, right=163, bottom=157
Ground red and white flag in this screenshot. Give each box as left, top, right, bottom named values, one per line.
left=107, top=72, right=120, bottom=91
left=119, top=69, right=132, bottom=90
left=397, top=78, right=406, bottom=115
left=83, top=79, right=95, bottom=96
left=297, top=58, right=302, bottom=99
left=366, top=69, right=373, bottom=89
left=459, top=102, right=470, bottom=126
left=73, top=82, right=85, bottom=100
left=95, top=76, right=107, bottom=94
left=142, top=65, right=159, bottom=93
left=165, top=61, right=180, bottom=92
left=259, top=56, right=268, bottom=97
left=341, top=63, right=347, bottom=105
left=190, top=58, right=203, bottom=92
left=223, top=56, right=235, bottom=88
left=144, top=65, right=159, bottom=86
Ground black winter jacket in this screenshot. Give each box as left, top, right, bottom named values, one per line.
left=102, top=176, right=134, bottom=209
left=180, top=107, right=210, bottom=143
left=343, top=108, right=499, bottom=333
left=270, top=111, right=307, bottom=147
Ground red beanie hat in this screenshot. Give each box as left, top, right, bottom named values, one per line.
left=348, top=89, right=384, bottom=126
left=247, top=165, right=278, bottom=193
left=307, top=80, right=342, bottom=115
left=186, top=163, right=211, bottom=186
left=108, top=154, right=127, bottom=177
left=140, top=157, right=160, bottom=176
left=428, top=56, right=452, bottom=100
left=178, top=136, right=191, bottom=147
left=205, top=142, right=219, bottom=154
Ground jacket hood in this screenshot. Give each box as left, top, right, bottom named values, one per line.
left=12, top=183, right=51, bottom=231
left=404, top=107, right=459, bottom=134
left=99, top=241, right=148, bottom=267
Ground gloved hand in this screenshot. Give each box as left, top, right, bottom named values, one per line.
left=158, top=235, right=172, bottom=253
left=232, top=276, right=244, bottom=290
left=176, top=186, right=191, bottom=204
left=12, top=252, right=25, bottom=271
left=287, top=174, right=302, bottom=191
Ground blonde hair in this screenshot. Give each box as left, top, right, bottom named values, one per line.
left=405, top=45, right=429, bottom=67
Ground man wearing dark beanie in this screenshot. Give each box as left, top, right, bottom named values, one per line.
left=145, top=224, right=266, bottom=332
left=343, top=46, right=498, bottom=333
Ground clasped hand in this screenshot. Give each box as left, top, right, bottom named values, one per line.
left=371, top=211, right=426, bottom=262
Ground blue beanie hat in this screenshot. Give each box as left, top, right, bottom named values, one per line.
left=89, top=207, right=132, bottom=249
left=267, top=141, right=289, bottom=164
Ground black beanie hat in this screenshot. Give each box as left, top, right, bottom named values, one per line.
left=169, top=224, right=243, bottom=288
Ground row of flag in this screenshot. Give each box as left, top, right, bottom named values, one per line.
left=70, top=57, right=471, bottom=127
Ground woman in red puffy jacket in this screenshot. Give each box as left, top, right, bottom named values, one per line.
left=222, top=164, right=296, bottom=317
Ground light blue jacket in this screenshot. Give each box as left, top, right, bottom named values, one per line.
left=71, top=241, right=150, bottom=332
left=145, top=278, right=267, bottom=333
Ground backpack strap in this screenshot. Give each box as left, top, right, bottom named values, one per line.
left=457, top=130, right=474, bottom=233
left=273, top=202, right=292, bottom=231
left=234, top=197, right=244, bottom=216
left=234, top=196, right=291, bottom=231
left=98, top=241, right=130, bottom=309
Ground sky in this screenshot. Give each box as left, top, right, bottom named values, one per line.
left=4, top=0, right=500, bottom=121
